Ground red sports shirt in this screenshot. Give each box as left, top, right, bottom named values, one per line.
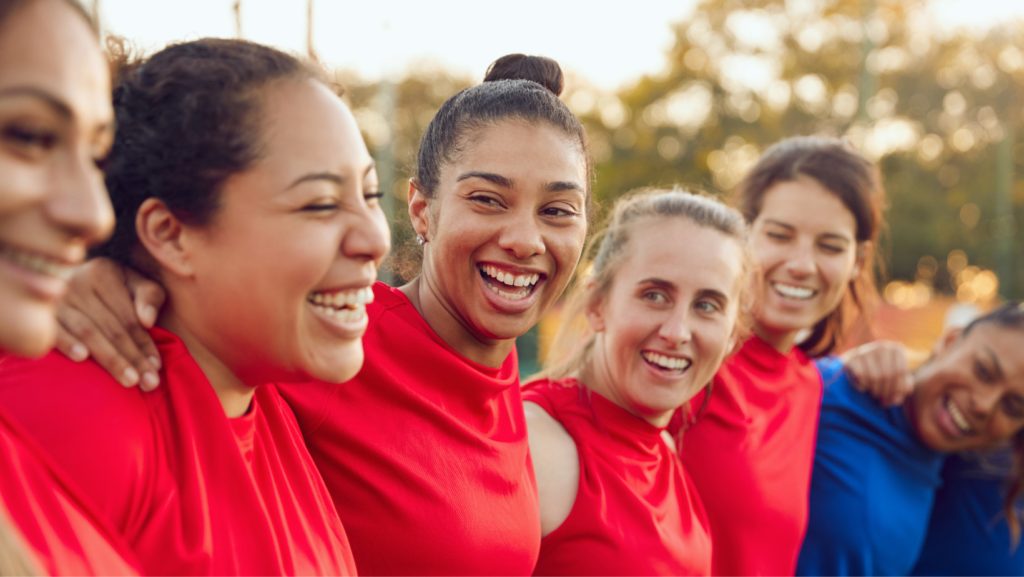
left=0, top=399, right=139, bottom=576
left=523, top=378, right=712, bottom=576
left=678, top=336, right=823, bottom=576
left=0, top=329, right=355, bottom=576
left=277, top=282, right=541, bottom=576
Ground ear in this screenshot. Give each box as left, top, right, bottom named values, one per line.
left=851, top=240, right=871, bottom=279
left=582, top=278, right=607, bottom=333
left=408, top=178, right=430, bottom=239
left=135, top=198, right=193, bottom=278
left=934, top=325, right=964, bottom=355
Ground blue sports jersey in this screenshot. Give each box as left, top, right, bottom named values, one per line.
left=797, top=357, right=946, bottom=576
left=911, top=451, right=1024, bottom=576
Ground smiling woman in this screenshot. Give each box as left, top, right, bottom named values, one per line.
left=0, top=37, right=390, bottom=574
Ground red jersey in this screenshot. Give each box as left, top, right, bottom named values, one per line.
left=523, top=378, right=712, bottom=576
left=277, top=282, right=540, bottom=576
left=678, top=336, right=822, bottom=576
left=0, top=329, right=355, bottom=576
left=0, top=400, right=139, bottom=576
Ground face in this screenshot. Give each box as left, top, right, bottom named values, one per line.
left=908, top=323, right=1024, bottom=452
left=750, top=176, right=863, bottom=347
left=164, top=79, right=389, bottom=385
left=415, top=121, right=588, bottom=340
left=586, top=218, right=743, bottom=427
left=0, top=0, right=115, bottom=357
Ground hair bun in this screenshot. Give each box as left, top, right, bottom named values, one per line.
left=484, top=54, right=564, bottom=97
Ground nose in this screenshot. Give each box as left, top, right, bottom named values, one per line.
left=970, top=385, right=1001, bottom=419
left=783, top=238, right=816, bottom=279
left=658, top=305, right=693, bottom=346
left=497, top=208, right=545, bottom=260
left=342, top=199, right=392, bottom=266
left=46, top=149, right=115, bottom=246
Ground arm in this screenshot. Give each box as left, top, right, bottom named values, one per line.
left=524, top=401, right=579, bottom=538
left=55, top=258, right=167, bottom=391
left=840, top=340, right=914, bottom=406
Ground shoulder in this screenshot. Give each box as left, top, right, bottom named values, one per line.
left=524, top=389, right=580, bottom=537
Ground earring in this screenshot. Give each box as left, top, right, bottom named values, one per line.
left=416, top=234, right=426, bottom=246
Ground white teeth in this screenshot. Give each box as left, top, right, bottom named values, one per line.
left=642, top=351, right=692, bottom=372
left=307, top=286, right=374, bottom=320
left=772, top=282, right=816, bottom=300
left=946, top=397, right=973, bottom=434
left=0, top=245, right=75, bottom=280
left=481, top=265, right=541, bottom=290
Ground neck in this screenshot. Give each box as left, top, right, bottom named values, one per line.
left=580, top=335, right=672, bottom=428
left=158, top=301, right=255, bottom=418
left=753, top=322, right=799, bottom=354
left=400, top=275, right=515, bottom=369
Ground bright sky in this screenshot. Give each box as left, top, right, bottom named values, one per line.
left=98, top=0, right=1024, bottom=91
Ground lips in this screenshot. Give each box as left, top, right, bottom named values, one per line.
left=641, top=350, right=692, bottom=374
left=0, top=243, right=77, bottom=280
left=944, top=395, right=974, bottom=435
left=307, top=286, right=374, bottom=324
left=771, top=281, right=817, bottom=301
left=479, top=264, right=542, bottom=302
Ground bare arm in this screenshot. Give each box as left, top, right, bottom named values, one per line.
left=524, top=400, right=580, bottom=538
left=54, top=258, right=167, bottom=391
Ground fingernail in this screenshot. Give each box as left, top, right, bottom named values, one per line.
left=148, top=356, right=162, bottom=370
left=122, top=367, right=140, bottom=387
left=141, top=305, right=157, bottom=327
left=70, top=344, right=88, bottom=362
left=142, top=372, right=160, bottom=390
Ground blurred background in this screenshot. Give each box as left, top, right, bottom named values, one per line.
left=91, top=0, right=1024, bottom=373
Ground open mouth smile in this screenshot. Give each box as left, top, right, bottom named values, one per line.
left=771, top=281, right=817, bottom=301
left=944, top=395, right=975, bottom=436
left=307, top=286, right=374, bottom=323
left=641, top=350, right=692, bottom=374
left=479, top=264, right=541, bottom=301
left=0, top=243, right=76, bottom=280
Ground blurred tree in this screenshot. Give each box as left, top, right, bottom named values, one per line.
left=562, top=0, right=1024, bottom=299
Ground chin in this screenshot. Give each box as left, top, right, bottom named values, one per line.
left=305, top=342, right=365, bottom=384
left=0, top=306, right=57, bottom=358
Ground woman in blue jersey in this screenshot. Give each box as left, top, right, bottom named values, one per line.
left=797, top=302, right=1024, bottom=576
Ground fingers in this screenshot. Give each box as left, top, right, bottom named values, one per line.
left=124, top=266, right=166, bottom=329
left=56, top=258, right=162, bottom=391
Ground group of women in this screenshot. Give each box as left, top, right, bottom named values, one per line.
left=2, top=0, right=1024, bottom=575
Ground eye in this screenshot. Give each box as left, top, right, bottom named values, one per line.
left=1002, top=395, right=1024, bottom=419
left=695, top=300, right=720, bottom=313
left=643, top=291, right=668, bottom=304
left=766, top=231, right=790, bottom=241
left=819, top=243, right=844, bottom=254
left=302, top=202, right=338, bottom=212
left=364, top=190, right=384, bottom=207
left=470, top=195, right=503, bottom=208
left=3, top=125, right=57, bottom=153
left=974, top=360, right=995, bottom=384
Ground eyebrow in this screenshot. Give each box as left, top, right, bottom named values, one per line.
left=286, top=160, right=377, bottom=190
left=764, top=218, right=852, bottom=244
left=983, top=346, right=1005, bottom=381
left=0, top=86, right=73, bottom=119
left=457, top=171, right=513, bottom=188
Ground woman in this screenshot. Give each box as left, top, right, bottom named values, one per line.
left=797, top=303, right=1024, bottom=576
left=47, top=54, right=592, bottom=575
left=524, top=190, right=750, bottom=575
left=0, top=37, right=390, bottom=574
left=678, top=136, right=885, bottom=575
left=0, top=0, right=138, bottom=573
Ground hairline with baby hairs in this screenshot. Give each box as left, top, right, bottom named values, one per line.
left=735, top=135, right=887, bottom=358
left=90, top=37, right=326, bottom=271
left=534, top=187, right=755, bottom=427
left=958, top=300, right=1024, bottom=546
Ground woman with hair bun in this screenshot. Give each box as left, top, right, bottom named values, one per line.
left=525, top=189, right=751, bottom=576
left=0, top=36, right=390, bottom=575
left=0, top=0, right=137, bottom=574
left=677, top=136, right=886, bottom=575
left=51, top=53, right=593, bottom=575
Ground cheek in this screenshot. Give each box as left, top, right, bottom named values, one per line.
left=0, top=158, right=46, bottom=217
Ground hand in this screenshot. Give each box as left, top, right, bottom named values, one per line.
left=54, top=258, right=167, bottom=391
left=841, top=340, right=914, bottom=406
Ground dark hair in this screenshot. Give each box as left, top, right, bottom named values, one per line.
left=961, top=301, right=1024, bottom=545
left=91, top=38, right=322, bottom=268
left=414, top=53, right=590, bottom=204
left=0, top=0, right=95, bottom=34
left=735, top=136, right=886, bottom=357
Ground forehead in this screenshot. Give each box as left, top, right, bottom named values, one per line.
left=755, top=177, right=857, bottom=238
left=956, top=323, right=1024, bottom=382
left=257, top=79, right=373, bottom=180
left=614, top=217, right=743, bottom=296
left=450, top=120, right=586, bottom=186
left=0, top=0, right=111, bottom=123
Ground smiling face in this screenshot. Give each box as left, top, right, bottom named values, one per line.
left=908, top=323, right=1024, bottom=452
left=163, top=78, right=389, bottom=385
left=0, top=0, right=115, bottom=357
left=585, top=218, right=743, bottom=427
left=417, top=120, right=588, bottom=342
left=750, top=176, right=863, bottom=351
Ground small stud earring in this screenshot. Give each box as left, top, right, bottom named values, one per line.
left=416, top=234, right=426, bottom=246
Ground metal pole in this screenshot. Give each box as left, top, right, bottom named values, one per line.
left=375, top=78, right=397, bottom=286
left=91, top=0, right=101, bottom=35
left=857, top=0, right=876, bottom=125
left=996, top=120, right=1015, bottom=297
left=233, top=1, right=242, bottom=39
left=307, top=0, right=315, bottom=60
